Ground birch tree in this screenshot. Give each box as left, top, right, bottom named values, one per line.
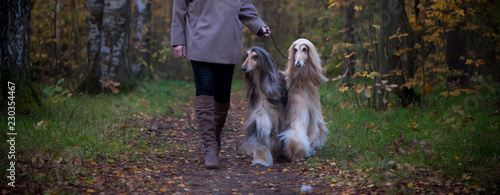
left=0, top=0, right=42, bottom=112
left=80, top=0, right=132, bottom=94
left=131, top=0, right=151, bottom=77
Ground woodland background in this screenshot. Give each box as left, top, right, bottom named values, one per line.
left=2, top=0, right=500, bottom=110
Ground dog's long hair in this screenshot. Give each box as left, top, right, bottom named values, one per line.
left=280, top=38, right=329, bottom=161
left=241, top=47, right=287, bottom=166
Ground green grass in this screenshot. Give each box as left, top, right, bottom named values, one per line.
left=0, top=80, right=195, bottom=186
left=312, top=81, right=500, bottom=188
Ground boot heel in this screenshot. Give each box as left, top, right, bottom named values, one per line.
left=205, top=150, right=219, bottom=169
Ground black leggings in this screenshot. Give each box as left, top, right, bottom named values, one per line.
left=191, top=61, right=235, bottom=103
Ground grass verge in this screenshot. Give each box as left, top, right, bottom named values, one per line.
left=310, top=81, right=499, bottom=191
left=0, top=80, right=195, bottom=191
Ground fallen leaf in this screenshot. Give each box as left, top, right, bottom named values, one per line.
left=364, top=88, right=371, bottom=98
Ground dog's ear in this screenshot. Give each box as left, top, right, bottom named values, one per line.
left=287, top=43, right=296, bottom=65
left=304, top=41, right=329, bottom=86
left=262, top=75, right=281, bottom=99
left=259, top=50, right=282, bottom=99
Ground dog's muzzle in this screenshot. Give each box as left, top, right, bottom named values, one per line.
left=241, top=65, right=247, bottom=71
left=295, top=60, right=303, bottom=67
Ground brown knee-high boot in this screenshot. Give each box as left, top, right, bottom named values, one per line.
left=213, top=100, right=230, bottom=154
left=195, top=95, right=219, bottom=169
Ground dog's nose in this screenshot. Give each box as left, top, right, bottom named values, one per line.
left=295, top=60, right=303, bottom=67
left=241, top=65, right=247, bottom=71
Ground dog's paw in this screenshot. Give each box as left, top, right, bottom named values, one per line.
left=251, top=160, right=273, bottom=167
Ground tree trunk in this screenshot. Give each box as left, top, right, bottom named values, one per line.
left=79, top=0, right=104, bottom=93
left=377, top=0, right=420, bottom=108
left=446, top=27, right=468, bottom=87
left=344, top=2, right=356, bottom=81
left=80, top=0, right=133, bottom=94
left=391, top=0, right=421, bottom=107
left=100, top=0, right=132, bottom=89
left=0, top=0, right=42, bottom=112
left=131, top=0, right=151, bottom=77
left=376, top=0, right=397, bottom=109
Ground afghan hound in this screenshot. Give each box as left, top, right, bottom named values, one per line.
left=279, top=38, right=329, bottom=161
left=241, top=47, right=287, bottom=166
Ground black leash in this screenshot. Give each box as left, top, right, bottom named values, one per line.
left=262, top=33, right=289, bottom=60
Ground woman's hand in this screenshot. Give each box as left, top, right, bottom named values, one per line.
left=174, top=45, right=186, bottom=58
left=258, top=26, right=271, bottom=38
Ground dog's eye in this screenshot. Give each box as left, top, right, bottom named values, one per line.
left=302, top=47, right=308, bottom=52
left=294, top=48, right=298, bottom=52
left=252, top=54, right=258, bottom=59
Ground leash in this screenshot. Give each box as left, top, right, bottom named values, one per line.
left=262, top=33, right=289, bottom=60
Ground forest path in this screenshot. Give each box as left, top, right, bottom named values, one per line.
left=90, top=97, right=341, bottom=194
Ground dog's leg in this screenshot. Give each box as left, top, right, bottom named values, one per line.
left=308, top=108, right=329, bottom=150
left=317, top=118, right=329, bottom=146
left=270, top=133, right=284, bottom=159
left=250, top=111, right=274, bottom=166
left=280, top=120, right=311, bottom=161
left=252, top=144, right=273, bottom=167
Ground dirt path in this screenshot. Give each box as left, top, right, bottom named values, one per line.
left=90, top=98, right=339, bottom=194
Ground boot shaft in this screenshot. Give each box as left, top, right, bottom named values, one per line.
left=195, top=95, right=217, bottom=151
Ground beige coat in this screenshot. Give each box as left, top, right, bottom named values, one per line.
left=171, top=0, right=266, bottom=65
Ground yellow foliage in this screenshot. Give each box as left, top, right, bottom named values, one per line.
left=390, top=69, right=403, bottom=76
left=332, top=43, right=355, bottom=54
left=368, top=72, right=380, bottom=79
left=464, top=24, right=480, bottom=31
left=389, top=33, right=408, bottom=40
left=402, top=79, right=418, bottom=89
left=335, top=61, right=343, bottom=68
left=327, top=0, right=338, bottom=9
left=394, top=48, right=413, bottom=56
left=482, top=33, right=497, bottom=37
left=475, top=59, right=484, bottom=67
left=440, top=89, right=477, bottom=97
left=424, top=81, right=434, bottom=96
left=345, top=52, right=357, bottom=58
left=339, top=86, right=349, bottom=93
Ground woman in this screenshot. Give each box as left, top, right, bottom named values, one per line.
left=171, top=0, right=270, bottom=169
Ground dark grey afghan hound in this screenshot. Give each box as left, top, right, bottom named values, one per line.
left=240, top=46, right=287, bottom=166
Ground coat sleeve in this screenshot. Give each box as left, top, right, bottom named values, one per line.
left=171, top=0, right=189, bottom=47
left=239, top=0, right=266, bottom=35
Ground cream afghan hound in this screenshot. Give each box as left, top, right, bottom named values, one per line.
left=279, top=38, right=329, bottom=161
left=241, top=47, right=287, bottom=166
